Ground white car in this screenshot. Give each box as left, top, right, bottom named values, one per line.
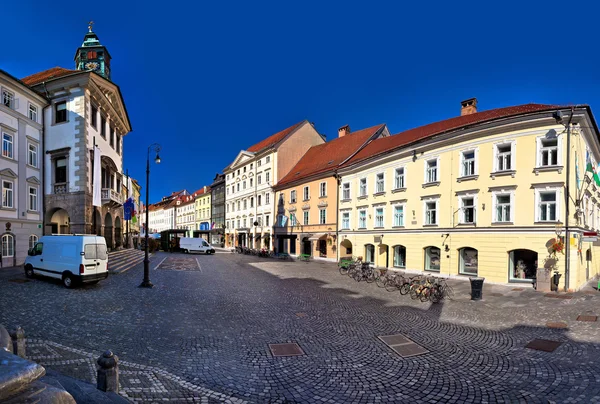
left=24, top=235, right=109, bottom=288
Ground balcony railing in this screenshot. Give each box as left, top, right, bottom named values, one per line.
left=102, top=188, right=123, bottom=205
left=54, top=183, right=68, bottom=194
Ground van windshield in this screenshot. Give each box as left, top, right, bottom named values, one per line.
left=84, top=244, right=108, bottom=260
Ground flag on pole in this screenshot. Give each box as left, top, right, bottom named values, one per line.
left=586, top=150, right=600, bottom=186
left=127, top=175, right=133, bottom=200
left=93, top=146, right=102, bottom=207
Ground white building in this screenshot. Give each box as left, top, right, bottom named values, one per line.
left=146, top=190, right=188, bottom=234
left=224, top=120, right=324, bottom=249
left=0, top=69, right=48, bottom=266
left=176, top=194, right=195, bottom=236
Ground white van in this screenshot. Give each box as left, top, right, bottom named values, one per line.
left=179, top=237, right=215, bottom=254
left=24, top=235, right=109, bottom=288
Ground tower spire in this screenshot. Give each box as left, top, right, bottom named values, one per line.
left=74, top=22, right=112, bottom=80
left=88, top=20, right=94, bottom=32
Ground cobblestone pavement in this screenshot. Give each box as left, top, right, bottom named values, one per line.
left=1, top=253, right=600, bottom=403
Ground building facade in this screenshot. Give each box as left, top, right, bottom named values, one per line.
left=146, top=190, right=188, bottom=234
left=224, top=120, right=324, bottom=250
left=274, top=124, right=389, bottom=260
left=337, top=100, right=600, bottom=291
left=194, top=186, right=211, bottom=239
left=22, top=26, right=131, bottom=250
left=210, top=173, right=225, bottom=246
left=176, top=194, right=196, bottom=236
left=0, top=70, right=48, bottom=266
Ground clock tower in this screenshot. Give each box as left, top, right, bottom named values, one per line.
left=74, top=21, right=112, bottom=80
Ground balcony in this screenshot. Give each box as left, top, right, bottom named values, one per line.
left=54, top=183, right=68, bottom=194
left=102, top=188, right=123, bottom=207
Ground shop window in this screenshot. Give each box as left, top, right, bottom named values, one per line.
left=365, top=244, right=375, bottom=264
left=509, top=249, right=538, bottom=281
left=393, top=245, right=406, bottom=268
left=459, top=247, right=478, bottom=276
left=424, top=246, right=440, bottom=272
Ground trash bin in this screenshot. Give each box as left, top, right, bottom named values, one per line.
left=470, top=277, right=485, bottom=301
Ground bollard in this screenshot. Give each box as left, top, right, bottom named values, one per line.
left=97, top=350, right=119, bottom=393
left=9, top=326, right=25, bottom=358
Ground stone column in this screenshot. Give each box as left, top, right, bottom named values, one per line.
left=97, top=350, right=119, bottom=393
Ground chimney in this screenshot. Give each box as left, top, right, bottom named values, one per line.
left=338, top=125, right=351, bottom=138
left=460, top=98, right=478, bottom=116
left=203, top=185, right=207, bottom=193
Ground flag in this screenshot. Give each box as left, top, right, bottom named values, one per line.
left=93, top=146, right=102, bottom=207
left=127, top=175, right=133, bottom=200
left=211, top=222, right=215, bottom=229
left=587, top=150, right=600, bottom=186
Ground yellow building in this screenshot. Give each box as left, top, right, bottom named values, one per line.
left=337, top=100, right=600, bottom=291
left=194, top=186, right=211, bottom=239
left=274, top=124, right=389, bottom=260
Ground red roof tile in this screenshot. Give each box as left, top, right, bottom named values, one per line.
left=344, top=103, right=563, bottom=167
left=247, top=121, right=307, bottom=153
left=21, top=67, right=81, bottom=86
left=277, top=124, right=385, bottom=187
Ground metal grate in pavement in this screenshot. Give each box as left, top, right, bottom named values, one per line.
left=511, top=288, right=524, bottom=291
left=546, top=322, right=568, bottom=329
left=576, top=315, right=598, bottom=322
left=269, top=343, right=305, bottom=357
left=295, top=312, right=308, bottom=318
left=8, top=278, right=30, bottom=283
left=378, top=334, right=429, bottom=358
left=544, top=293, right=573, bottom=300
left=525, top=339, right=562, bottom=352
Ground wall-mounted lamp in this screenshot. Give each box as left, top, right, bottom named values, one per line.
left=380, top=234, right=384, bottom=239
left=412, top=150, right=417, bottom=162
left=482, top=203, right=485, bottom=211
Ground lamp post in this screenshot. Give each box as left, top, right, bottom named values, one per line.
left=140, top=143, right=161, bottom=289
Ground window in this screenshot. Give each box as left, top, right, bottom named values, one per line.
left=509, top=249, right=538, bottom=281
left=342, top=183, right=350, bottom=199
left=243, top=181, right=246, bottom=189
left=2, top=90, right=14, bottom=109
left=28, top=144, right=37, bottom=167
left=2, top=234, right=14, bottom=257
left=538, top=190, right=558, bottom=221
left=258, top=160, right=262, bottom=167
left=243, top=166, right=246, bottom=173
left=539, top=138, right=558, bottom=166
left=250, top=163, right=253, bottom=170
left=265, top=193, right=270, bottom=204
left=266, top=172, right=270, bottom=183
left=495, top=194, right=511, bottom=222
left=226, top=221, right=230, bottom=229
left=116, top=134, right=121, bottom=154
left=319, top=209, right=326, bottom=224
left=358, top=210, right=367, bottom=228
left=303, top=211, right=309, bottom=225
left=29, top=104, right=38, bottom=122
left=258, top=195, right=262, bottom=206
left=28, top=187, right=37, bottom=211
left=91, top=105, right=97, bottom=128
left=250, top=197, right=254, bottom=208
left=394, top=168, right=405, bottom=189
left=461, top=197, right=475, bottom=224
left=265, top=215, right=270, bottom=226
left=2, top=133, right=13, bottom=158
left=2, top=181, right=13, bottom=208
left=461, top=150, right=476, bottom=176
left=226, top=204, right=229, bottom=213
left=243, top=199, right=247, bottom=209
left=365, top=244, right=375, bottom=264
left=425, top=201, right=437, bottom=225
left=320, top=182, right=327, bottom=197
left=459, top=247, right=478, bottom=276
left=28, top=235, right=38, bottom=250
left=110, top=127, right=115, bottom=147
left=258, top=175, right=262, bottom=184
left=237, top=219, right=240, bottom=228
left=243, top=218, right=247, bottom=228
left=375, top=173, right=384, bottom=193
left=257, top=217, right=262, bottom=226
left=359, top=178, right=367, bottom=197
left=425, top=159, right=438, bottom=183
left=237, top=201, right=241, bottom=210
left=266, top=156, right=271, bottom=163
left=231, top=186, right=234, bottom=194
left=393, top=205, right=404, bottom=227
left=100, top=116, right=106, bottom=138
left=424, top=246, right=440, bottom=271
left=374, top=207, right=384, bottom=227
left=342, top=212, right=350, bottom=229
left=496, top=144, right=512, bottom=171
left=303, top=186, right=309, bottom=200
left=236, top=183, right=240, bottom=192
left=393, top=245, right=406, bottom=268
left=290, top=213, right=297, bottom=226
left=290, top=190, right=297, bottom=203
left=55, top=101, right=67, bottom=123
left=250, top=178, right=253, bottom=187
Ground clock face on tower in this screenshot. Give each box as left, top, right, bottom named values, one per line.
left=85, top=61, right=99, bottom=71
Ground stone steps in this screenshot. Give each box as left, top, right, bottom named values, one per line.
left=108, top=249, right=145, bottom=274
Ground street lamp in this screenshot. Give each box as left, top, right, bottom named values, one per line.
left=140, top=143, right=161, bottom=288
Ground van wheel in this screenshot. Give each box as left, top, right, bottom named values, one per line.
left=24, top=265, right=34, bottom=278
left=184, top=249, right=188, bottom=254
left=62, top=273, right=74, bottom=289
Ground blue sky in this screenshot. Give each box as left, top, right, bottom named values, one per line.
left=4, top=1, right=600, bottom=204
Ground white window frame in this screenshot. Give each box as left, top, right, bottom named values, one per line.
left=459, top=149, right=478, bottom=177
left=423, top=198, right=439, bottom=225
left=394, top=167, right=405, bottom=189
left=536, top=135, right=562, bottom=168
left=303, top=186, right=310, bottom=201
left=26, top=143, right=37, bottom=168
left=393, top=203, right=405, bottom=227
left=358, top=209, right=367, bottom=228
left=265, top=193, right=270, bottom=205
left=2, top=132, right=14, bottom=159
left=424, top=158, right=439, bottom=183
left=375, top=173, right=385, bottom=194
left=491, top=190, right=515, bottom=223
left=319, top=182, right=327, bottom=197
left=2, top=180, right=13, bottom=208
left=28, top=235, right=38, bottom=250
left=257, top=174, right=262, bottom=185
left=319, top=208, right=326, bottom=224
left=374, top=206, right=384, bottom=228
left=2, top=234, right=14, bottom=257
left=342, top=182, right=351, bottom=200
left=28, top=103, right=38, bottom=122
left=266, top=156, right=271, bottom=163
left=2, top=89, right=14, bottom=109
left=341, top=211, right=350, bottom=229
left=459, top=194, right=477, bottom=224
left=535, top=187, right=561, bottom=222
left=359, top=178, right=367, bottom=197
left=303, top=211, right=309, bottom=225
left=265, top=171, right=270, bottom=183
left=290, top=190, right=297, bottom=203
left=494, top=141, right=516, bottom=172
left=28, top=186, right=38, bottom=211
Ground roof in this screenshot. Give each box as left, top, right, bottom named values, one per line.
left=21, top=67, right=81, bottom=86
left=344, top=103, right=564, bottom=167
left=192, top=187, right=210, bottom=198
left=247, top=120, right=307, bottom=153
left=277, top=124, right=386, bottom=187
left=0, top=69, right=49, bottom=103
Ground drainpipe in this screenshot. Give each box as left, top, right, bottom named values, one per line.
left=41, top=83, right=50, bottom=236
left=335, top=172, right=340, bottom=262
left=564, top=107, right=574, bottom=292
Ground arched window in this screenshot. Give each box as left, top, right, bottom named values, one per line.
left=509, top=249, right=538, bottom=281
left=29, top=235, right=38, bottom=250
left=2, top=234, right=14, bottom=257
left=365, top=244, right=375, bottom=264
left=424, top=246, right=440, bottom=272
left=459, top=247, right=478, bottom=276
left=393, top=245, right=406, bottom=268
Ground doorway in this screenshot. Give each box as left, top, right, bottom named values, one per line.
left=318, top=239, right=327, bottom=258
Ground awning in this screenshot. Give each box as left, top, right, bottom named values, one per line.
left=308, top=233, right=326, bottom=241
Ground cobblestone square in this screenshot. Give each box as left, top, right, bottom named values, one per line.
left=1, top=251, right=600, bottom=403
